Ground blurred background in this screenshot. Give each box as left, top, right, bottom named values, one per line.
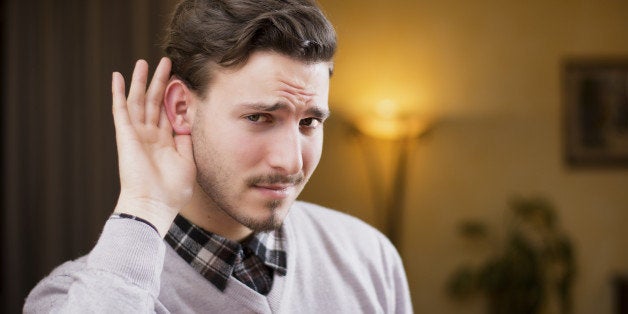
left=2, top=0, right=628, bottom=313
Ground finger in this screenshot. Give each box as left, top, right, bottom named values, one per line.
left=146, top=57, right=172, bottom=126
left=158, top=105, right=173, bottom=135
left=111, top=72, right=131, bottom=132
left=127, top=60, right=149, bottom=124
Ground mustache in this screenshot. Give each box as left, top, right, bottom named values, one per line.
left=246, top=173, right=305, bottom=186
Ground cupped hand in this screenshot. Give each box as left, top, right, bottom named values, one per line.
left=111, top=58, right=196, bottom=236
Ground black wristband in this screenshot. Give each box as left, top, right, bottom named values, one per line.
left=110, top=213, right=159, bottom=234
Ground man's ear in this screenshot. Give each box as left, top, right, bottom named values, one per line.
left=164, top=79, right=195, bottom=135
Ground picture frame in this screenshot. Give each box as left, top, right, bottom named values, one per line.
left=563, top=58, right=628, bottom=167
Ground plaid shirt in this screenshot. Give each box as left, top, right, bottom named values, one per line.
left=165, top=214, right=287, bottom=295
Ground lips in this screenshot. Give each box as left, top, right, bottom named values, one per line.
left=247, top=173, right=304, bottom=200
left=252, top=184, right=293, bottom=199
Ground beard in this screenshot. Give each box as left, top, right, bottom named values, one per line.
left=195, top=170, right=304, bottom=232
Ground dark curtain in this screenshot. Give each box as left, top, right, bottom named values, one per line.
left=2, top=1, right=177, bottom=312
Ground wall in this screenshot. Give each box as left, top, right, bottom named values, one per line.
left=299, top=0, right=628, bottom=313
left=1, top=1, right=175, bottom=312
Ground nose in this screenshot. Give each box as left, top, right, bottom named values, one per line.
left=266, top=126, right=303, bottom=175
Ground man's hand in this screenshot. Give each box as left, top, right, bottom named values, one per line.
left=111, top=58, right=195, bottom=237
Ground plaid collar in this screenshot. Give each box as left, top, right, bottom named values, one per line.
left=165, top=214, right=287, bottom=293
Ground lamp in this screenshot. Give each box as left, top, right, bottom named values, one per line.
left=353, top=99, right=432, bottom=140
left=343, top=100, right=434, bottom=250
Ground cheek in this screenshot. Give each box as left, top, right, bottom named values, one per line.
left=219, top=129, right=267, bottom=166
left=193, top=115, right=254, bottom=167
left=302, top=134, right=324, bottom=172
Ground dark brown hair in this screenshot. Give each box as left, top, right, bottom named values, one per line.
left=163, top=0, right=337, bottom=96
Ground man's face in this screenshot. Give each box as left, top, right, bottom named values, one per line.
left=189, top=51, right=331, bottom=232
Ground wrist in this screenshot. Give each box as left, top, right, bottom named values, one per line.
left=114, top=197, right=179, bottom=238
left=110, top=213, right=159, bottom=234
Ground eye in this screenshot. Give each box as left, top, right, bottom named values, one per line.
left=300, top=117, right=322, bottom=128
left=245, top=114, right=272, bottom=123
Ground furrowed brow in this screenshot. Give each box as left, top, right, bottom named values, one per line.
left=240, top=102, right=329, bottom=120
left=240, top=103, right=287, bottom=112
left=307, top=107, right=330, bottom=120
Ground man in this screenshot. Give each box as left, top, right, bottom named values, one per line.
left=24, top=0, right=412, bottom=312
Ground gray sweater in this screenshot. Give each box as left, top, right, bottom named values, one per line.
left=24, top=201, right=412, bottom=313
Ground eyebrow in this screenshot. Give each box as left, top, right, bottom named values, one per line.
left=241, top=102, right=330, bottom=120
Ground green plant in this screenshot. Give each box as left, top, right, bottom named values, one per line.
left=447, top=196, right=575, bottom=314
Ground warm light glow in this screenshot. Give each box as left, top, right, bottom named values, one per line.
left=349, top=100, right=432, bottom=140
left=316, top=0, right=438, bottom=140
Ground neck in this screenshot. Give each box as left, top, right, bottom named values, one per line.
left=179, top=183, right=253, bottom=242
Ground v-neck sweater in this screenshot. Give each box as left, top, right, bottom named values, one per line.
left=24, top=201, right=412, bottom=313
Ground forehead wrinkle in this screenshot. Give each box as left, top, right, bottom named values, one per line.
left=275, top=90, right=315, bottom=108
left=277, top=78, right=316, bottom=97
left=274, top=81, right=317, bottom=107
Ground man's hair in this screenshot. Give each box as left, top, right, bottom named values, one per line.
left=163, top=0, right=337, bottom=96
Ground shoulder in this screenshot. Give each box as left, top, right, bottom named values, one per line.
left=287, top=201, right=397, bottom=256
left=285, top=201, right=411, bottom=311
left=289, top=201, right=381, bottom=235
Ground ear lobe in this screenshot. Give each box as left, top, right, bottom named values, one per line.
left=164, top=79, right=194, bottom=135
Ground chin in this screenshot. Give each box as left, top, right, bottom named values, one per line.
left=240, top=198, right=293, bottom=232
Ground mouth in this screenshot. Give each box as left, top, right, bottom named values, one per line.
left=252, top=184, right=294, bottom=199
